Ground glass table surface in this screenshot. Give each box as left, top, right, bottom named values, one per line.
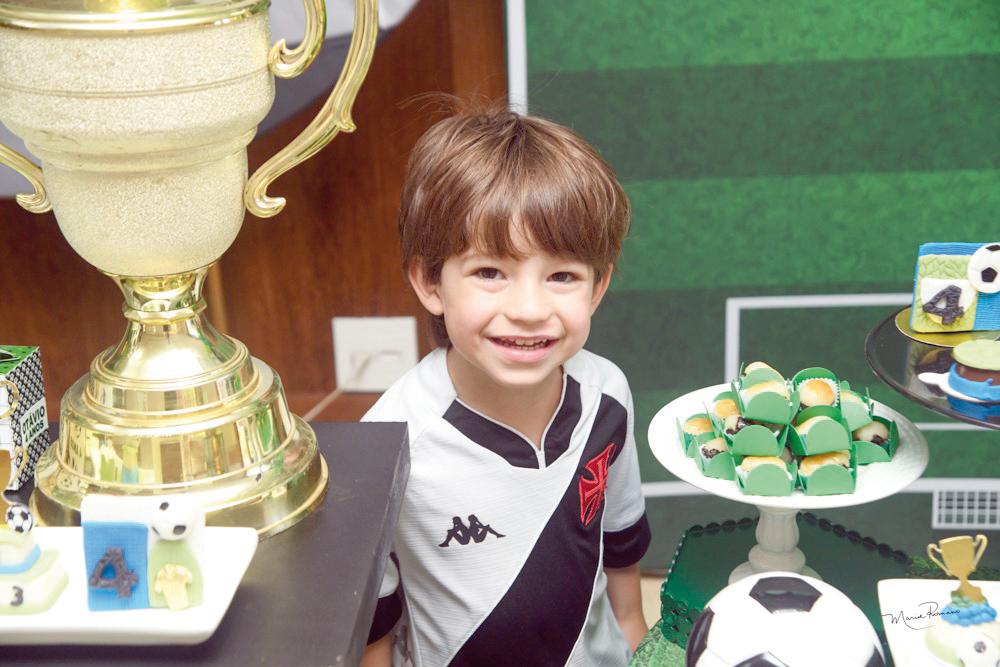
left=865, top=307, right=1000, bottom=430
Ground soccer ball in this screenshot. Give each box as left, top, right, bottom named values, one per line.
left=5, top=503, right=33, bottom=533
left=149, top=498, right=201, bottom=541
left=967, top=243, right=1000, bottom=294
left=956, top=632, right=1000, bottom=667
left=686, top=572, right=884, bottom=667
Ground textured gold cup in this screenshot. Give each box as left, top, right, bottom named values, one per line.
left=928, top=534, right=988, bottom=602
left=0, top=0, right=378, bottom=537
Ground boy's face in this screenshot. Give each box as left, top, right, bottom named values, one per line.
left=409, top=231, right=612, bottom=395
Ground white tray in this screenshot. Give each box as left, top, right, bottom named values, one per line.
left=878, top=578, right=1000, bottom=667
left=648, top=383, right=929, bottom=509
left=0, top=526, right=257, bottom=645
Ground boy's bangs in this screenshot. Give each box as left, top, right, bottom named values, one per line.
left=462, top=164, right=610, bottom=267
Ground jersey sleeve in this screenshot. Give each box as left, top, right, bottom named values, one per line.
left=367, top=553, right=403, bottom=644
left=603, top=381, right=651, bottom=568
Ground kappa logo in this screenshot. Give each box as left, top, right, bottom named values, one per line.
left=579, top=442, right=616, bottom=527
left=438, top=514, right=505, bottom=547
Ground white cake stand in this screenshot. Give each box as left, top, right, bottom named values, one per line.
left=648, top=384, right=929, bottom=584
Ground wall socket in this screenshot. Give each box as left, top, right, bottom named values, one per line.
left=332, top=316, right=419, bottom=392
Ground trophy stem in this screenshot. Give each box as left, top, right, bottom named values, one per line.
left=33, top=266, right=328, bottom=538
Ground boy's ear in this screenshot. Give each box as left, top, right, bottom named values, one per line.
left=408, top=262, right=445, bottom=316
left=590, top=265, right=613, bottom=314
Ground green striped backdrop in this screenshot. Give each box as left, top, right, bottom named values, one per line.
left=523, top=0, right=1000, bottom=485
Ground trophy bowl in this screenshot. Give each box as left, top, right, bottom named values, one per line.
left=0, top=0, right=379, bottom=537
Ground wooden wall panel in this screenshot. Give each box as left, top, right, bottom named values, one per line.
left=0, top=205, right=122, bottom=412
left=0, top=0, right=506, bottom=422
left=226, top=0, right=506, bottom=419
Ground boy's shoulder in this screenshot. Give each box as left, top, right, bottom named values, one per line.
left=362, top=348, right=454, bottom=436
left=565, top=348, right=630, bottom=404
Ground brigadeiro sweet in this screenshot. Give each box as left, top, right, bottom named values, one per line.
left=724, top=415, right=750, bottom=435
left=853, top=421, right=889, bottom=446
left=738, top=456, right=788, bottom=475
left=742, top=380, right=789, bottom=400
left=742, top=361, right=781, bottom=377
left=840, top=390, right=866, bottom=407
left=795, top=415, right=836, bottom=436
left=799, top=450, right=850, bottom=476
left=798, top=378, right=837, bottom=409
left=699, top=438, right=728, bottom=460
left=712, top=398, right=740, bottom=420
left=683, top=416, right=713, bottom=437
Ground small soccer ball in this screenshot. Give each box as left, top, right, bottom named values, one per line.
left=686, top=572, right=884, bottom=667
left=5, top=503, right=33, bottom=533
left=956, top=633, right=1000, bottom=667
left=967, top=243, right=1000, bottom=294
left=150, top=498, right=201, bottom=541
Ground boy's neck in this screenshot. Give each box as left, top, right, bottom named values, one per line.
left=446, top=348, right=564, bottom=449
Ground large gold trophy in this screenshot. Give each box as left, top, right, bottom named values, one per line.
left=0, top=0, right=378, bottom=536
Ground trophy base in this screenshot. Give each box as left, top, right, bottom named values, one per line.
left=29, top=269, right=330, bottom=538
left=32, top=415, right=327, bottom=539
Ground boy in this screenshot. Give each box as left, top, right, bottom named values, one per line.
left=362, top=105, right=650, bottom=666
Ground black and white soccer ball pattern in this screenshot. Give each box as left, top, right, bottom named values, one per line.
left=4, top=350, right=48, bottom=492
left=968, top=243, right=1000, bottom=294
left=5, top=503, right=33, bottom=533
left=150, top=499, right=198, bottom=541
left=686, top=572, right=884, bottom=667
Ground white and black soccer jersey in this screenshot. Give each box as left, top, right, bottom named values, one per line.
left=363, top=347, right=651, bottom=667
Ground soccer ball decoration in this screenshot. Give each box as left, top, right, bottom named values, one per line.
left=5, top=503, right=34, bottom=533
left=150, top=498, right=199, bottom=541
left=686, top=572, right=885, bottom=667
left=967, top=243, right=1000, bottom=294
left=956, top=632, right=1000, bottom=667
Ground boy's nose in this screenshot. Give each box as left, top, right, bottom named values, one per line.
left=505, top=282, right=551, bottom=323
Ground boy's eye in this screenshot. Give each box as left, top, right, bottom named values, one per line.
left=475, top=267, right=502, bottom=280
left=549, top=271, right=578, bottom=283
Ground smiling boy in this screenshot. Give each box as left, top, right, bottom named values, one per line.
left=362, top=106, right=651, bottom=666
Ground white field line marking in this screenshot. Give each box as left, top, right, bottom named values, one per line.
left=724, top=293, right=912, bottom=380
left=642, top=478, right=1000, bottom=498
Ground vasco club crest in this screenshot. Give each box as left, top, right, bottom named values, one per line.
left=579, top=443, right=616, bottom=526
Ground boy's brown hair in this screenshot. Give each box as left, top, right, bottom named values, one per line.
left=399, top=101, right=631, bottom=347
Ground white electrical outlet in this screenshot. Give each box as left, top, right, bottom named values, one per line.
left=332, top=316, right=419, bottom=392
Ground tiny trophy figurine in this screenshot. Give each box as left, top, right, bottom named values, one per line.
left=925, top=535, right=1000, bottom=666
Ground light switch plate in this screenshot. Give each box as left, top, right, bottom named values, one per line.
left=332, top=316, right=418, bottom=392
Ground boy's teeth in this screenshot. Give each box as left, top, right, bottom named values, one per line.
left=497, top=337, right=548, bottom=348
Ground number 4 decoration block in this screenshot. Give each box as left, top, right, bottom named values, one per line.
left=81, top=496, right=152, bottom=611
left=81, top=495, right=206, bottom=613
left=0, top=345, right=50, bottom=503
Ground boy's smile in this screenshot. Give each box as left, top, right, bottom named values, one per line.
left=410, top=231, right=611, bottom=408
left=489, top=335, right=556, bottom=361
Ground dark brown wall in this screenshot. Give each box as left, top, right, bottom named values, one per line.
left=0, top=0, right=506, bottom=421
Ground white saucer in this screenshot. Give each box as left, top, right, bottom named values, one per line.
left=0, top=526, right=257, bottom=645
left=919, top=371, right=999, bottom=404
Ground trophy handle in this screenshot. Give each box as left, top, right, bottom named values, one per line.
left=928, top=544, right=952, bottom=576
left=973, top=534, right=989, bottom=571
left=244, top=0, right=379, bottom=218
left=0, top=144, right=51, bottom=214
left=0, top=379, right=20, bottom=421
